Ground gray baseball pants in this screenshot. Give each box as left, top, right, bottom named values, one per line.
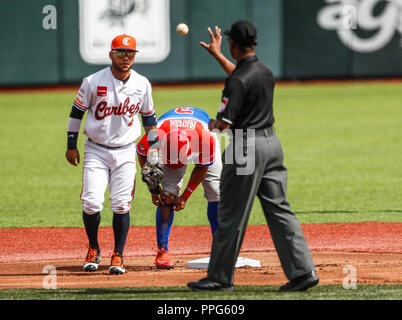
left=207, top=128, right=316, bottom=285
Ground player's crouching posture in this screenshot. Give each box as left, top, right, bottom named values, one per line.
left=65, top=34, right=158, bottom=274
left=137, top=107, right=222, bottom=269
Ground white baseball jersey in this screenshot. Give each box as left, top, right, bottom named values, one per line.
left=73, top=67, right=154, bottom=147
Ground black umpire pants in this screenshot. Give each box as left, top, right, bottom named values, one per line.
left=207, top=127, right=316, bottom=285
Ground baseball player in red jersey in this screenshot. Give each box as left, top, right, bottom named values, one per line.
left=65, top=34, right=158, bottom=274
left=137, top=107, right=222, bottom=269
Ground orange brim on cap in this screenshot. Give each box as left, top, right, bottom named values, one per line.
left=111, top=34, right=138, bottom=52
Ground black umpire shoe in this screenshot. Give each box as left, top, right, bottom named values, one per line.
left=279, top=271, right=319, bottom=292
left=187, top=278, right=234, bottom=291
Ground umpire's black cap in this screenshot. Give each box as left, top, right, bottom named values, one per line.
left=224, top=20, right=258, bottom=47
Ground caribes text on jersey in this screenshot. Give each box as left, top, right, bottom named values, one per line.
left=94, top=97, right=141, bottom=122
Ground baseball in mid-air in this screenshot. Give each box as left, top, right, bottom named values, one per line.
left=176, top=23, right=189, bottom=36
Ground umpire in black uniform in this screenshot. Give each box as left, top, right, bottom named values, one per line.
left=188, top=20, right=319, bottom=292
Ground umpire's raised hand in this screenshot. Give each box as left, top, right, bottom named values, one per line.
left=200, top=26, right=236, bottom=76
left=200, top=26, right=222, bottom=58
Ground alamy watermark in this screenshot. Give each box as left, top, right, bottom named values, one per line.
left=146, top=127, right=257, bottom=175
left=317, top=0, right=402, bottom=52
left=42, top=265, right=57, bottom=289
left=343, top=265, right=357, bottom=289
left=341, top=5, right=358, bottom=30
left=42, top=5, right=57, bottom=30
left=212, top=128, right=256, bottom=176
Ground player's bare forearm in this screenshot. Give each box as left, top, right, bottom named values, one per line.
left=189, top=165, right=208, bottom=186
left=174, top=165, right=208, bottom=212
left=214, top=53, right=236, bottom=76
left=209, top=119, right=231, bottom=132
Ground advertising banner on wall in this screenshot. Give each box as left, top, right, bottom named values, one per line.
left=283, top=0, right=402, bottom=78
left=79, top=0, right=170, bottom=64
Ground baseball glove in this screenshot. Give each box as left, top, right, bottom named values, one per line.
left=141, top=149, right=163, bottom=194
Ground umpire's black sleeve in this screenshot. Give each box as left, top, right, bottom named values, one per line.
left=216, top=77, right=245, bottom=126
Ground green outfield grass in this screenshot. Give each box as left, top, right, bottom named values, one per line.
left=0, top=285, right=401, bottom=300
left=0, top=82, right=401, bottom=228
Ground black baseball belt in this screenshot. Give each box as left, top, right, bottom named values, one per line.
left=88, top=138, right=133, bottom=150
left=235, top=126, right=274, bottom=138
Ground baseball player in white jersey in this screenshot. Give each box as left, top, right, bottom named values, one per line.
left=65, top=34, right=158, bottom=274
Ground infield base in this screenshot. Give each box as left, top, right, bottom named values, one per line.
left=187, top=256, right=261, bottom=269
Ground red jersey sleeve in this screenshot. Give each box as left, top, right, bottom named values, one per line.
left=136, top=134, right=149, bottom=157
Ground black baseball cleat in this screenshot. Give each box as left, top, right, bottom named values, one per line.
left=279, top=271, right=319, bottom=292
left=187, top=278, right=234, bottom=291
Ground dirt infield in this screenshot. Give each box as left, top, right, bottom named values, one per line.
left=0, top=222, right=401, bottom=289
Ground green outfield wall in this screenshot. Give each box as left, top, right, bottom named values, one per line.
left=0, top=0, right=400, bottom=86
left=283, top=0, right=402, bottom=79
